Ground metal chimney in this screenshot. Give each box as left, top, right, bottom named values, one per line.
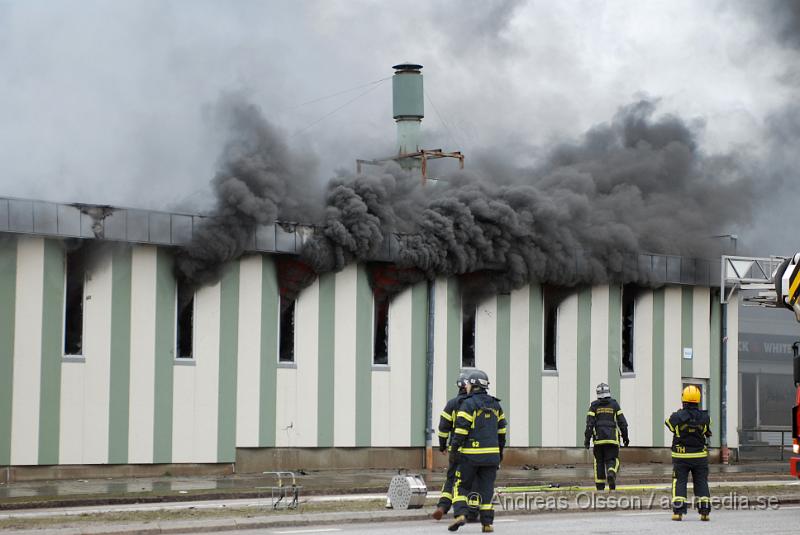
left=392, top=63, right=424, bottom=155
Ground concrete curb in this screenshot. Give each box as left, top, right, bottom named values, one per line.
left=5, top=493, right=800, bottom=535
left=1, top=472, right=793, bottom=511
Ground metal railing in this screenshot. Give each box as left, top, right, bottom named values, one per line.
left=738, top=428, right=794, bottom=461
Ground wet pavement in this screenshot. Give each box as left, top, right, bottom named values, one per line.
left=0, top=462, right=791, bottom=503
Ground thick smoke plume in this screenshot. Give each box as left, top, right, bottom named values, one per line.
left=176, top=97, right=320, bottom=286
left=759, top=0, right=800, bottom=50
left=302, top=100, right=753, bottom=297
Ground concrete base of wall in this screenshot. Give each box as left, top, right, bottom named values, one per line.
left=235, top=447, right=426, bottom=473
left=0, top=448, right=727, bottom=482
left=235, top=447, right=722, bottom=473
left=0, top=463, right=234, bottom=483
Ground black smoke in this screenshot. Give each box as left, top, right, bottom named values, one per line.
left=175, top=96, right=320, bottom=286
left=301, top=99, right=753, bottom=296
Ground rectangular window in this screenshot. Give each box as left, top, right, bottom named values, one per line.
left=279, top=295, right=296, bottom=363
left=543, top=286, right=569, bottom=371
left=756, top=373, right=795, bottom=427
left=176, top=280, right=194, bottom=359
left=621, top=285, right=636, bottom=373
left=461, top=303, right=476, bottom=368
left=64, top=251, right=85, bottom=356
left=373, top=298, right=389, bottom=365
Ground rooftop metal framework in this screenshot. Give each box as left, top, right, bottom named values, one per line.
left=720, top=255, right=787, bottom=305
left=0, top=196, right=312, bottom=254
left=0, top=195, right=721, bottom=287
left=356, top=148, right=465, bottom=185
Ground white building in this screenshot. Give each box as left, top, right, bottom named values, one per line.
left=0, top=203, right=739, bottom=475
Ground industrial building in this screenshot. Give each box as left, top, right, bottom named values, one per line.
left=0, top=64, right=741, bottom=478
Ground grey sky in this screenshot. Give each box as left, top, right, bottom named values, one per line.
left=0, top=0, right=797, bottom=253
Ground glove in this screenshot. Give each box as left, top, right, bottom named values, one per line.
left=584, top=440, right=590, bottom=450
left=439, top=445, right=447, bottom=453
left=623, top=437, right=630, bottom=447
left=499, top=449, right=504, bottom=463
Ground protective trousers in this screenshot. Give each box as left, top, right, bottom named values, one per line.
left=593, top=444, right=620, bottom=490
left=452, top=460, right=498, bottom=526
left=672, top=457, right=710, bottom=514
left=438, top=459, right=458, bottom=511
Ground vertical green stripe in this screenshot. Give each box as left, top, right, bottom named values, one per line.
left=575, top=288, right=592, bottom=446
left=607, top=285, right=621, bottom=403
left=259, top=257, right=278, bottom=447
left=108, top=247, right=132, bottom=464
left=528, top=284, right=543, bottom=447
left=355, top=265, right=372, bottom=446
left=217, top=262, right=240, bottom=462
left=446, top=279, right=460, bottom=389
left=495, top=294, right=511, bottom=441
left=153, top=248, right=175, bottom=463
left=316, top=272, right=335, bottom=447
left=709, top=291, right=721, bottom=448
left=681, top=287, right=694, bottom=379
left=409, top=281, right=428, bottom=447
left=38, top=239, right=64, bottom=465
left=0, top=238, right=17, bottom=466
left=652, top=288, right=666, bottom=447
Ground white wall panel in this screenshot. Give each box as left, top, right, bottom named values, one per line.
left=663, top=287, right=683, bottom=447
left=172, top=281, right=221, bottom=462
left=475, top=296, right=497, bottom=390
left=81, top=251, right=113, bottom=463
left=10, top=238, right=45, bottom=465
left=692, top=287, right=711, bottom=379
left=333, top=265, right=358, bottom=446
left=508, top=287, right=530, bottom=447
left=557, top=294, right=579, bottom=446
left=236, top=256, right=263, bottom=447
left=127, top=246, right=158, bottom=463
left=590, top=286, right=610, bottom=392
left=274, top=278, right=319, bottom=447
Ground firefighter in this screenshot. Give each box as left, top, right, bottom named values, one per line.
left=432, top=373, right=470, bottom=521
left=448, top=369, right=507, bottom=533
left=584, top=383, right=629, bottom=491
left=665, top=385, right=711, bottom=522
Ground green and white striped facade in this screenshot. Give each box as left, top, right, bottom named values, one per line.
left=0, top=236, right=739, bottom=468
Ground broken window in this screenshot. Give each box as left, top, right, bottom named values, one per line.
left=176, top=280, right=194, bottom=359
left=621, top=285, right=637, bottom=373
left=543, top=286, right=570, bottom=371
left=461, top=303, right=476, bottom=368
left=373, top=298, right=389, bottom=365
left=279, top=295, right=296, bottom=363
left=63, top=250, right=85, bottom=356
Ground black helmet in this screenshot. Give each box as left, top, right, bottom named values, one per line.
left=467, top=369, right=490, bottom=390
left=596, top=383, right=611, bottom=399
left=456, top=372, right=468, bottom=390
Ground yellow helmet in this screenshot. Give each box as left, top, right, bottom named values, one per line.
left=682, top=385, right=701, bottom=404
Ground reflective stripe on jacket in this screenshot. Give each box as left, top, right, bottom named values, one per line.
left=585, top=398, right=628, bottom=446
left=450, top=392, right=507, bottom=465
left=665, top=406, right=711, bottom=458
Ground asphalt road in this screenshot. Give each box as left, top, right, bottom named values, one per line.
left=225, top=507, right=800, bottom=535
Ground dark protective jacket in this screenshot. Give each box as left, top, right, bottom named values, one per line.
left=665, top=405, right=712, bottom=458
left=437, top=391, right=469, bottom=451
left=450, top=390, right=507, bottom=465
left=585, top=398, right=628, bottom=446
